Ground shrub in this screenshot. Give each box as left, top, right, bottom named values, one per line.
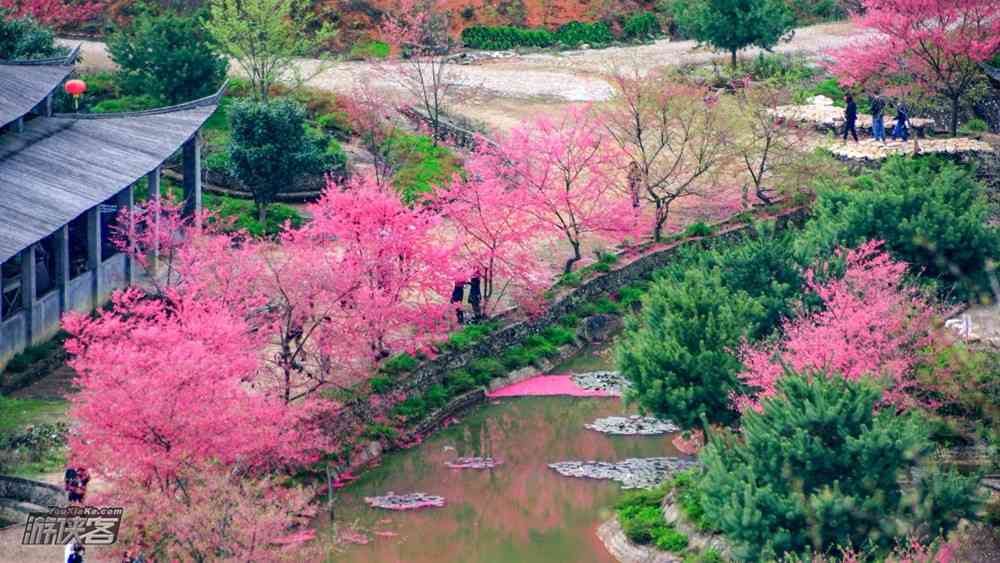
left=671, top=0, right=794, bottom=66
left=107, top=8, right=228, bottom=105
left=445, top=370, right=475, bottom=394
left=540, top=325, right=575, bottom=347
left=797, top=156, right=1000, bottom=300
left=558, top=271, right=582, bottom=287
left=369, top=377, right=393, bottom=394
left=0, top=11, right=64, bottom=60
left=959, top=117, right=988, bottom=134
left=555, top=21, right=613, bottom=47
left=324, top=138, right=348, bottom=180
left=622, top=12, right=661, bottom=40
left=392, top=396, right=427, bottom=420
left=425, top=384, right=449, bottom=410
left=90, top=95, right=160, bottom=114
left=620, top=505, right=663, bottom=543
left=468, top=358, right=505, bottom=384
left=654, top=528, right=688, bottom=552
left=683, top=222, right=713, bottom=237
left=348, top=39, right=390, bottom=60
left=209, top=195, right=304, bottom=237
left=384, top=133, right=459, bottom=204
left=461, top=25, right=556, bottom=50
left=316, top=111, right=353, bottom=138
left=380, top=353, right=419, bottom=377
left=363, top=423, right=398, bottom=441
left=501, top=345, right=537, bottom=370
left=699, top=374, right=981, bottom=562
left=616, top=267, right=764, bottom=429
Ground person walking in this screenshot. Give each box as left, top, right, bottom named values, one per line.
left=468, top=274, right=482, bottom=321
left=842, top=93, right=859, bottom=143
left=450, top=279, right=466, bottom=324
left=892, top=102, right=910, bottom=142
left=869, top=91, right=886, bottom=144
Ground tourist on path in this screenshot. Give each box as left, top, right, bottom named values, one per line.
left=842, top=93, right=859, bottom=143
left=892, top=102, right=910, bottom=142
left=450, top=278, right=466, bottom=324
left=67, top=542, right=85, bottom=563
left=468, top=274, right=482, bottom=321
left=869, top=91, right=887, bottom=144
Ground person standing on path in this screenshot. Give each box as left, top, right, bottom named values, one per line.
left=468, top=274, right=482, bottom=321
left=892, top=102, right=910, bottom=142
left=869, top=91, right=886, bottom=144
left=842, top=93, right=859, bottom=143
left=450, top=278, right=466, bottom=324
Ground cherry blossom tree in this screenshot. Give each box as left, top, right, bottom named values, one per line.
left=304, top=174, right=458, bottom=359
left=344, top=78, right=404, bottom=188
left=603, top=68, right=729, bottom=241
left=495, top=105, right=638, bottom=273
left=63, top=289, right=328, bottom=484
left=0, top=0, right=104, bottom=28
left=375, top=0, right=460, bottom=145
left=737, top=241, right=940, bottom=412
left=825, top=0, right=1000, bottom=136
left=434, top=145, right=554, bottom=315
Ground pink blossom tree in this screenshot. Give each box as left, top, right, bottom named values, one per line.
left=0, top=0, right=104, bottom=28
left=344, top=78, right=405, bottom=188
left=737, top=241, right=940, bottom=411
left=603, top=68, right=729, bottom=240
left=825, top=0, right=1000, bottom=136
left=434, top=145, right=554, bottom=316
left=494, top=105, right=639, bottom=273
left=304, top=174, right=458, bottom=359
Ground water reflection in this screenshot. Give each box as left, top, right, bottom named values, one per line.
left=328, top=396, right=679, bottom=563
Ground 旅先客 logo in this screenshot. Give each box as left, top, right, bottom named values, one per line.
left=21, top=506, right=123, bottom=546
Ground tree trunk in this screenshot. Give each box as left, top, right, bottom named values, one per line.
left=731, top=49, right=738, bottom=68
left=950, top=96, right=960, bottom=137
left=257, top=202, right=267, bottom=224
left=563, top=241, right=582, bottom=274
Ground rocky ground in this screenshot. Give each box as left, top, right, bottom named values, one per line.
left=62, top=22, right=862, bottom=132
left=548, top=457, right=697, bottom=489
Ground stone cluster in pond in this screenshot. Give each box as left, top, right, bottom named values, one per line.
left=364, top=492, right=446, bottom=511
left=445, top=457, right=503, bottom=469
left=571, top=371, right=630, bottom=396
left=548, top=458, right=698, bottom=489
left=586, top=415, right=679, bottom=436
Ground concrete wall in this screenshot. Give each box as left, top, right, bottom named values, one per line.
left=0, top=475, right=65, bottom=507
left=0, top=314, right=26, bottom=368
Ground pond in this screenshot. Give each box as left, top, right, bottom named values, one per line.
left=325, top=349, right=681, bottom=562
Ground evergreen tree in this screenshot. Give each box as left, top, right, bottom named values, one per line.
left=699, top=373, right=980, bottom=561
left=672, top=0, right=795, bottom=67
left=616, top=267, right=764, bottom=430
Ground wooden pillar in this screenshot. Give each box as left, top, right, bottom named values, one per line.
left=54, top=225, right=69, bottom=313
left=86, top=206, right=102, bottom=305
left=21, top=245, right=37, bottom=343
left=13, top=117, right=23, bottom=133
left=44, top=94, right=53, bottom=117
left=117, top=185, right=135, bottom=285
left=182, top=134, right=202, bottom=220
left=148, top=167, right=161, bottom=270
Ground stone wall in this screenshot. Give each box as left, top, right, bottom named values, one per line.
left=0, top=475, right=65, bottom=508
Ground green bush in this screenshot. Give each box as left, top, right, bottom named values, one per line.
left=445, top=370, right=476, bottom=394
left=654, top=528, right=688, bottom=552
left=380, top=353, right=419, bottom=377
left=0, top=11, right=64, bottom=60
left=425, top=384, right=449, bottom=410
left=461, top=25, right=556, bottom=50
left=797, top=156, right=1000, bottom=300
left=744, top=53, right=815, bottom=85
left=440, top=322, right=498, bottom=352
left=683, top=222, right=713, bottom=237
left=500, top=345, right=538, bottom=370
left=618, top=283, right=649, bottom=310
left=682, top=549, right=724, bottom=563
left=468, top=358, right=505, bottom=384
left=616, top=267, right=764, bottom=429
left=369, top=377, right=393, bottom=394
left=555, top=21, right=614, bottom=47
left=203, top=150, right=232, bottom=173
left=91, top=95, right=161, bottom=114
left=363, top=423, right=398, bottom=441
left=558, top=271, right=583, bottom=287
left=620, top=505, right=664, bottom=543
left=348, top=39, right=390, bottom=60
left=208, top=194, right=304, bottom=237
left=316, top=111, right=353, bottom=138
left=699, top=374, right=981, bottom=561
left=959, top=117, right=989, bottom=134
left=622, top=12, right=661, bottom=40
left=392, top=396, right=428, bottom=420
left=107, top=8, right=228, bottom=105
left=325, top=138, right=348, bottom=179
left=540, top=325, right=576, bottom=347
left=1, top=334, right=64, bottom=375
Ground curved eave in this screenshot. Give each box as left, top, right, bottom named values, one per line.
left=0, top=83, right=226, bottom=264
left=0, top=46, right=80, bottom=129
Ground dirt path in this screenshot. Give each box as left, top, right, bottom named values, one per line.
left=61, top=22, right=862, bottom=131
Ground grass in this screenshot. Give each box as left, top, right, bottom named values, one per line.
left=384, top=133, right=460, bottom=204
left=615, top=482, right=688, bottom=552
left=0, top=397, right=68, bottom=432
left=1, top=332, right=65, bottom=376
left=438, top=321, right=500, bottom=353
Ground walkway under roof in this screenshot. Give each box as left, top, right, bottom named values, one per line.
left=0, top=47, right=80, bottom=129
left=0, top=87, right=224, bottom=263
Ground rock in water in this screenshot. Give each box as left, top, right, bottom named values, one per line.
left=577, top=314, right=622, bottom=343
left=586, top=415, right=679, bottom=435
left=364, top=492, right=446, bottom=511
left=445, top=457, right=503, bottom=469
left=548, top=458, right=697, bottom=489
left=571, top=371, right=629, bottom=396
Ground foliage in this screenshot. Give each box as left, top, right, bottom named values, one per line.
left=316, top=110, right=353, bottom=138
left=918, top=346, right=1000, bottom=444
left=209, top=194, right=304, bottom=237
left=824, top=0, right=1000, bottom=136
left=699, top=374, right=980, bottom=562
left=739, top=241, right=939, bottom=411
left=622, top=12, right=661, bottom=41
left=107, top=8, right=228, bottom=105
left=206, top=0, right=333, bottom=100
left=438, top=321, right=499, bottom=352
left=90, top=94, right=160, bottom=113
left=959, top=117, right=988, bottom=134
left=672, top=0, right=795, bottom=66
left=461, top=24, right=555, bottom=50
left=348, top=39, right=390, bottom=60
left=0, top=418, right=67, bottom=475
left=797, top=156, right=1000, bottom=301
left=616, top=484, right=689, bottom=552
left=0, top=9, right=64, bottom=59
left=683, top=222, right=713, bottom=237
left=379, top=352, right=419, bottom=377
left=554, top=20, right=613, bottom=47
left=1, top=331, right=64, bottom=375
left=384, top=132, right=459, bottom=203
left=617, top=266, right=764, bottom=429
left=227, top=98, right=328, bottom=221
left=0, top=0, right=103, bottom=29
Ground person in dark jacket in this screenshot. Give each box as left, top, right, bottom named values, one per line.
left=450, top=279, right=466, bottom=324
left=868, top=91, right=886, bottom=143
left=842, top=93, right=859, bottom=143
left=468, top=274, right=482, bottom=321
left=892, top=102, right=910, bottom=142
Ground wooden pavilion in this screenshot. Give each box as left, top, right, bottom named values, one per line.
left=0, top=49, right=223, bottom=368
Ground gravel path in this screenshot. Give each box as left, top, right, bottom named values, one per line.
left=61, top=21, right=863, bottom=129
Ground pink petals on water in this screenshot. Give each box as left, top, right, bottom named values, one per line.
left=486, top=374, right=616, bottom=398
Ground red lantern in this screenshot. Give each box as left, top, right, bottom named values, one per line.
left=64, top=79, right=87, bottom=97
